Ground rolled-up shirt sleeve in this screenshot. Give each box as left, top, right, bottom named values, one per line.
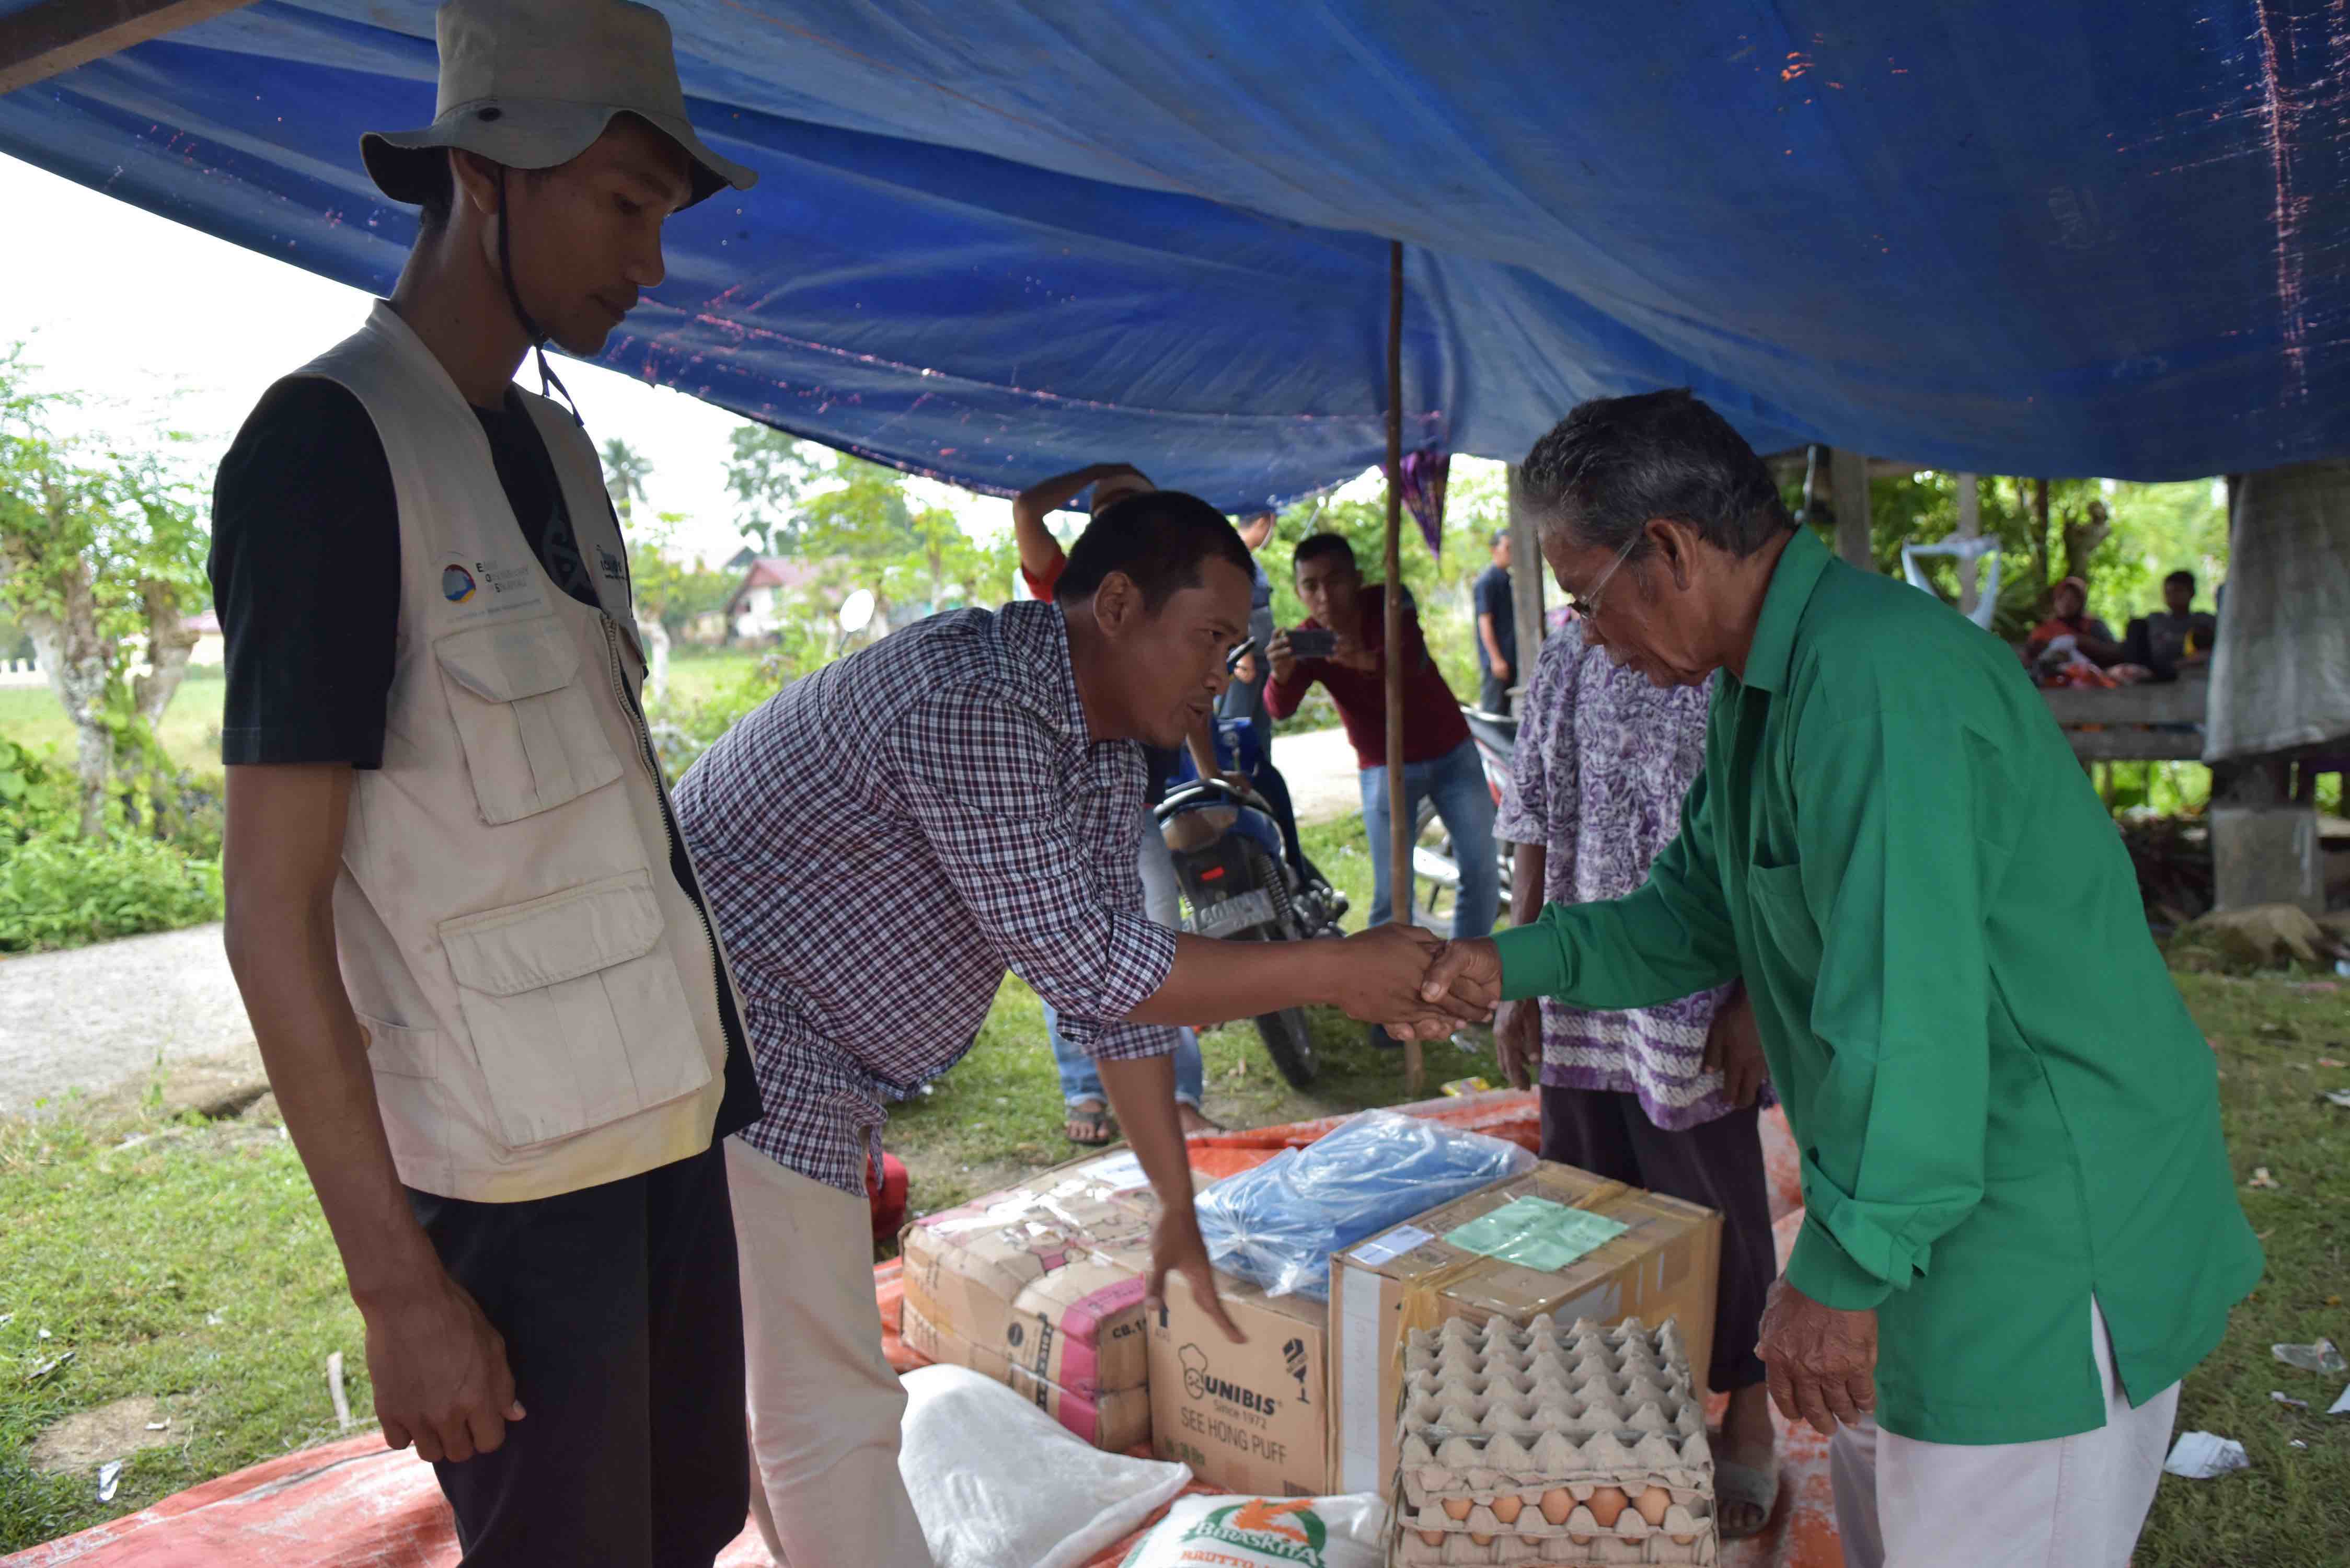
left=886, top=683, right=1178, bottom=1053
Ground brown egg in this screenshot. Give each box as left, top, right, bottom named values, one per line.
left=1635, top=1486, right=1672, bottom=1526
left=1442, top=1496, right=1473, bottom=1521
left=1470, top=1533, right=1494, bottom=1547
left=1491, top=1494, right=1524, bottom=1525
left=1419, top=1530, right=1445, bottom=1547
left=1540, top=1487, right=1575, bottom=1525
left=1586, top=1486, right=1629, bottom=1527
left=1671, top=1534, right=1697, bottom=1547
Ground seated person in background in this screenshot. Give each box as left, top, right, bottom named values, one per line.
left=2024, top=575, right=2125, bottom=667
left=2121, top=569, right=2219, bottom=680
left=1266, top=533, right=1499, bottom=1048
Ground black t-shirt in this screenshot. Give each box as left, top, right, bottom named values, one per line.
left=208, top=377, right=761, bottom=1142
left=1473, top=563, right=1515, bottom=676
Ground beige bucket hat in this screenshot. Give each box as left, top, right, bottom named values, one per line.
left=362, top=0, right=756, bottom=209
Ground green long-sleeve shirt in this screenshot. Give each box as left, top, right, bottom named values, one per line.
left=1495, top=527, right=2261, bottom=1445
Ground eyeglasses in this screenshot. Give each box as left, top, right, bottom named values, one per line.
left=1558, top=531, right=1645, bottom=620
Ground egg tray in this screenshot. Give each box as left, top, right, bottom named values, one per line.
left=1392, top=1315, right=1713, bottom=1566
left=1389, top=1517, right=1719, bottom=1566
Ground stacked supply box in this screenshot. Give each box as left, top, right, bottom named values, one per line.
left=899, top=1151, right=1158, bottom=1449
left=1329, top=1162, right=1720, bottom=1498
left=1392, top=1313, right=1718, bottom=1565
left=1145, top=1265, right=1334, bottom=1495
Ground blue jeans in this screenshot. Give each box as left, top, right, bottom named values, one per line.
left=1047, top=808, right=1205, bottom=1109
left=1359, top=736, right=1499, bottom=937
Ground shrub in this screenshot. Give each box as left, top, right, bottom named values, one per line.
left=0, top=833, right=223, bottom=952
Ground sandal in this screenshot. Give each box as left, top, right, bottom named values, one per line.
left=1065, top=1101, right=1117, bottom=1147
left=1715, top=1455, right=1781, bottom=1541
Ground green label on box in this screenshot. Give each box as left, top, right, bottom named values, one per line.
left=1443, top=1195, right=1629, bottom=1272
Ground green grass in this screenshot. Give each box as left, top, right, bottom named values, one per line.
left=0, top=1104, right=364, bottom=1552
left=1, top=818, right=2340, bottom=1558
left=0, top=669, right=226, bottom=775
left=2135, top=973, right=2350, bottom=1568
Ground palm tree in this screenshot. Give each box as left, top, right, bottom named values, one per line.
left=597, top=439, right=669, bottom=698
left=600, top=437, right=653, bottom=529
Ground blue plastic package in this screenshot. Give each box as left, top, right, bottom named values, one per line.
left=1193, top=1109, right=1537, bottom=1300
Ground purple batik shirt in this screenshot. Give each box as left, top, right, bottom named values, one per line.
left=1496, top=631, right=1757, bottom=1129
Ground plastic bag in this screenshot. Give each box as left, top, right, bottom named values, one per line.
left=1194, top=1109, right=1537, bottom=1299
left=898, top=1365, right=1193, bottom=1568
left=1120, top=1494, right=1388, bottom=1568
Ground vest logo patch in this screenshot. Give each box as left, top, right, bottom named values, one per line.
left=442, top=564, right=477, bottom=603
left=597, top=546, right=626, bottom=581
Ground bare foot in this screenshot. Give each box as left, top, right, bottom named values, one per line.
left=1176, top=1103, right=1222, bottom=1136
left=1717, top=1382, right=1779, bottom=1537
left=1065, top=1099, right=1115, bottom=1146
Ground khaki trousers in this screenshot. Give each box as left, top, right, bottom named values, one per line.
left=727, top=1138, right=932, bottom=1567
left=1829, top=1299, right=2179, bottom=1568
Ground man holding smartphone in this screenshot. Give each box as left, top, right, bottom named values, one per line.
left=1265, top=533, right=1499, bottom=1048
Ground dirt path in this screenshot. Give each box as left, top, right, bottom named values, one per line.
left=0, top=924, right=259, bottom=1116
left=1269, top=725, right=1358, bottom=824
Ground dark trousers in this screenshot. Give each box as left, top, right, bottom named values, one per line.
left=407, top=1143, right=748, bottom=1568
left=1478, top=674, right=1513, bottom=717
left=1539, top=1086, right=1773, bottom=1393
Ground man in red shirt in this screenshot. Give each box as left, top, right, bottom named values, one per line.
left=1267, top=534, right=1498, bottom=1043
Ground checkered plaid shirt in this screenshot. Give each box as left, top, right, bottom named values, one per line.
left=674, top=599, right=1181, bottom=1194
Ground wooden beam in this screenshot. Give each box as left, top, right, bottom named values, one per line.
left=1829, top=447, right=1873, bottom=569
left=2041, top=676, right=2208, bottom=729
left=2063, top=730, right=2205, bottom=763
left=1506, top=464, right=1543, bottom=704
left=0, top=0, right=251, bottom=95
left=1955, top=473, right=1982, bottom=614
left=1383, top=239, right=1420, bottom=1093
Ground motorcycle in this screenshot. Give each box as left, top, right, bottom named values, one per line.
left=1410, top=704, right=1518, bottom=926
left=1157, top=709, right=1349, bottom=1089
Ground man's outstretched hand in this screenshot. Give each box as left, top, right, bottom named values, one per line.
left=1378, top=936, right=1505, bottom=1042
left=1330, top=924, right=1491, bottom=1037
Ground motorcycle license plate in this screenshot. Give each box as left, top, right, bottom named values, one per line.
left=1192, top=887, right=1275, bottom=937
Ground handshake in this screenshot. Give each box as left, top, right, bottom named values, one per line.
left=1325, top=924, right=1506, bottom=1041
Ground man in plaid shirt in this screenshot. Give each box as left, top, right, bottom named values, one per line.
left=675, top=491, right=1474, bottom=1566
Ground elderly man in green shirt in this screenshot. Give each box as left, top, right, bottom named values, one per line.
left=1420, top=391, right=2260, bottom=1567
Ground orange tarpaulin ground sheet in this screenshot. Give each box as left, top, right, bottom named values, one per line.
left=8, top=1099, right=1836, bottom=1568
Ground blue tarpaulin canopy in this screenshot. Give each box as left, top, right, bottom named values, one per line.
left=4, top=1, right=2348, bottom=509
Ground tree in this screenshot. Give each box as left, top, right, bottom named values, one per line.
left=600, top=436, right=653, bottom=527
left=598, top=437, right=675, bottom=697
left=724, top=425, right=823, bottom=555
left=727, top=426, right=1012, bottom=631
left=625, top=512, right=736, bottom=704
left=0, top=350, right=211, bottom=839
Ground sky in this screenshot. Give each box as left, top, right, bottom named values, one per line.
left=0, top=151, right=1019, bottom=568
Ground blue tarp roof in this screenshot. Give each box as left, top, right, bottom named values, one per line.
left=4, top=2, right=2347, bottom=508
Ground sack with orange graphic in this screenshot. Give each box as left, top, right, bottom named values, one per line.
left=1119, top=1493, right=1387, bottom=1568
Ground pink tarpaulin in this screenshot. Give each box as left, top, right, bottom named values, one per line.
left=6, top=1102, right=1841, bottom=1568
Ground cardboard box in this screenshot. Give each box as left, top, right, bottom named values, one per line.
left=1327, top=1161, right=1721, bottom=1498
left=902, top=1295, right=1151, bottom=1450
left=1146, top=1266, right=1334, bottom=1496
left=900, top=1151, right=1158, bottom=1396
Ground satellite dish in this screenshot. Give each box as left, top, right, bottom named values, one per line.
left=837, top=588, right=877, bottom=633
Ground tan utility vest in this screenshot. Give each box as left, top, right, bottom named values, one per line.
left=295, top=302, right=736, bottom=1201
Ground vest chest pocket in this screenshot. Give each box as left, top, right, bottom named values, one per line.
left=434, top=616, right=624, bottom=825
left=439, top=870, right=712, bottom=1150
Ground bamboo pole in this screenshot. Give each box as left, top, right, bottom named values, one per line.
left=1383, top=239, right=1420, bottom=1093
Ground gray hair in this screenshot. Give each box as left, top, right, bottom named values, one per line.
left=1514, top=389, right=1794, bottom=559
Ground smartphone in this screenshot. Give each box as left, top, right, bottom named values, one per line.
left=1286, top=628, right=1338, bottom=659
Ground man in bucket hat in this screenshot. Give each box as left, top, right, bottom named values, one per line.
left=209, top=4, right=761, bottom=1563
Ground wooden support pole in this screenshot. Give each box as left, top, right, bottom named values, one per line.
left=1506, top=464, right=1543, bottom=705
left=1829, top=447, right=1873, bottom=569
left=1955, top=472, right=1982, bottom=614
left=0, top=0, right=252, bottom=95
left=1383, top=239, right=1420, bottom=1093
